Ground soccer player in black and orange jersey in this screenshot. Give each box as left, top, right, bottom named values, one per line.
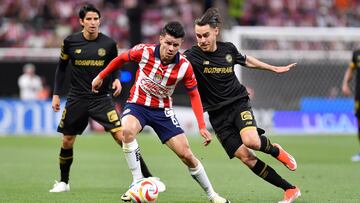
left=49, top=4, right=164, bottom=193
left=342, top=49, right=360, bottom=162
left=184, top=8, right=300, bottom=203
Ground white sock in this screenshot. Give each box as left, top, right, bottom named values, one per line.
left=123, top=139, right=143, bottom=183
left=188, top=161, right=217, bottom=200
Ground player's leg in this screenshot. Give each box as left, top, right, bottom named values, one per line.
left=110, top=131, right=155, bottom=178
left=59, top=135, right=76, bottom=184
left=240, top=128, right=297, bottom=171
left=91, top=99, right=158, bottom=178
left=50, top=98, right=89, bottom=192
left=232, top=101, right=297, bottom=171
left=234, top=145, right=300, bottom=202
left=119, top=113, right=151, bottom=202
left=90, top=100, right=143, bottom=182
left=120, top=114, right=143, bottom=182
left=209, top=108, right=299, bottom=202
left=49, top=135, right=76, bottom=193
left=165, top=134, right=230, bottom=203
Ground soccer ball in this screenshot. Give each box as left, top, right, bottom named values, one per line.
left=129, top=178, right=159, bottom=203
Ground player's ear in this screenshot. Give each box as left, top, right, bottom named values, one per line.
left=79, top=19, right=84, bottom=27
left=214, top=27, right=219, bottom=36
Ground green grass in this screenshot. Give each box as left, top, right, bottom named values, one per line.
left=0, top=134, right=359, bottom=203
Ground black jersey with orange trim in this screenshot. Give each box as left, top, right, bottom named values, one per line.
left=184, top=41, right=248, bottom=112
left=351, top=49, right=360, bottom=100
left=54, top=32, right=118, bottom=98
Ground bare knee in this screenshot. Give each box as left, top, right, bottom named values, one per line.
left=122, top=127, right=137, bottom=143
left=241, top=131, right=261, bottom=150
left=235, top=145, right=258, bottom=168
left=62, top=136, right=75, bottom=149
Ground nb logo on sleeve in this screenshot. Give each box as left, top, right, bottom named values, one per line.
left=241, top=111, right=253, bottom=121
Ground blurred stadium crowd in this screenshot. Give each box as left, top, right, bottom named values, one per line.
left=0, top=0, right=360, bottom=49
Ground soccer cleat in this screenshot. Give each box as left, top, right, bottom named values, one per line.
left=49, top=180, right=70, bottom=192
left=278, top=187, right=301, bottom=203
left=121, top=181, right=136, bottom=202
left=120, top=190, right=131, bottom=202
left=273, top=143, right=297, bottom=171
left=147, top=177, right=166, bottom=192
left=210, top=194, right=231, bottom=203
left=351, top=152, right=360, bottom=162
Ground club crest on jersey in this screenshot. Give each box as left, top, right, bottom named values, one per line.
left=98, top=48, right=106, bottom=57
left=225, top=54, right=233, bottom=63
left=75, top=49, right=81, bottom=54
left=203, top=61, right=210, bottom=65
left=240, top=111, right=253, bottom=120
left=154, top=73, right=162, bottom=83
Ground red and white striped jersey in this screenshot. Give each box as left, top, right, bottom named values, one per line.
left=127, top=44, right=197, bottom=108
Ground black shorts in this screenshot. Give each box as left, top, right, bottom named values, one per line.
left=57, top=96, right=121, bottom=135
left=208, top=97, right=257, bottom=159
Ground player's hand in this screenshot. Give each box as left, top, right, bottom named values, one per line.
left=342, top=84, right=351, bottom=96
left=91, top=75, right=103, bottom=93
left=273, top=63, right=297, bottom=73
left=52, top=95, right=61, bottom=112
left=199, top=128, right=212, bottom=146
left=112, top=79, right=122, bottom=97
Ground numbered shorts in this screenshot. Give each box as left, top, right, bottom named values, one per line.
left=122, top=103, right=184, bottom=144
left=208, top=97, right=257, bottom=159
left=57, top=96, right=121, bottom=135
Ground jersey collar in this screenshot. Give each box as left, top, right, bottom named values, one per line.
left=155, top=44, right=180, bottom=64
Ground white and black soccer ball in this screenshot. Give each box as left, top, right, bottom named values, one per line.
left=129, top=178, right=159, bottom=203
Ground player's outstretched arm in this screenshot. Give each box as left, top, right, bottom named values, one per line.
left=245, top=55, right=297, bottom=73
left=187, top=88, right=212, bottom=146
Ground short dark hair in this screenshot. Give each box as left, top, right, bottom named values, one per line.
left=195, top=7, right=221, bottom=28
left=160, top=21, right=185, bottom=39
left=79, top=4, right=101, bottom=20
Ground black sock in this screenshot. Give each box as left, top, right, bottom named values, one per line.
left=357, top=126, right=360, bottom=144
left=59, top=148, right=73, bottom=184
left=251, top=159, right=294, bottom=191
left=139, top=155, right=153, bottom=178
left=259, top=135, right=279, bottom=157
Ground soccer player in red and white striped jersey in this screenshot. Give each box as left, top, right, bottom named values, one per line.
left=100, top=42, right=196, bottom=109
left=92, top=21, right=230, bottom=203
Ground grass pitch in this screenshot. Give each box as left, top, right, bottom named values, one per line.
left=0, top=134, right=359, bottom=203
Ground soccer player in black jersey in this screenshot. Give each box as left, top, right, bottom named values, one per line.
left=184, top=8, right=300, bottom=203
left=49, top=4, right=164, bottom=193
left=342, top=49, right=360, bottom=162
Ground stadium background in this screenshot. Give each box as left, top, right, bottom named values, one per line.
left=1, top=0, right=359, bottom=135
left=1, top=1, right=360, bottom=203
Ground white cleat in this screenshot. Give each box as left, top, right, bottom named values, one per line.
left=351, top=152, right=360, bottom=162
left=49, top=180, right=70, bottom=193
